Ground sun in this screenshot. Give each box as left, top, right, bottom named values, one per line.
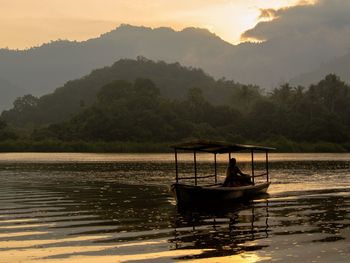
left=215, top=0, right=318, bottom=44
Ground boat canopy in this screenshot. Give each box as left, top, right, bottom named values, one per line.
left=171, top=140, right=275, bottom=154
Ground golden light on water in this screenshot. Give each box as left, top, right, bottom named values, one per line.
left=0, top=231, right=49, bottom=239
left=0, top=235, right=214, bottom=263
left=177, top=253, right=271, bottom=263
left=0, top=203, right=270, bottom=263
left=1, top=151, right=349, bottom=263
left=0, top=232, right=270, bottom=263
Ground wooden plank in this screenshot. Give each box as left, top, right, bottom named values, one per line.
left=177, top=174, right=216, bottom=180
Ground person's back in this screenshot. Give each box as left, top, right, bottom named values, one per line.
left=223, top=158, right=252, bottom=186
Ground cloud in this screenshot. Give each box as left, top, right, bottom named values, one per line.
left=228, top=0, right=350, bottom=88
left=258, top=9, right=278, bottom=20
left=0, top=0, right=301, bottom=49
left=242, top=0, right=350, bottom=45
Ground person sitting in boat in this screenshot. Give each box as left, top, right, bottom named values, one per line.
left=223, top=158, right=252, bottom=187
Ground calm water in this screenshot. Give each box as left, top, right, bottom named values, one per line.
left=0, top=153, right=349, bottom=263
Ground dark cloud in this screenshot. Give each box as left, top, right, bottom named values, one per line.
left=233, top=0, right=350, bottom=88
left=258, top=9, right=277, bottom=21
left=242, top=0, right=350, bottom=45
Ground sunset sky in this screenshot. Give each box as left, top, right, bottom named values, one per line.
left=0, top=0, right=316, bottom=49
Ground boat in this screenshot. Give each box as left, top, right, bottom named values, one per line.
left=171, top=140, right=275, bottom=205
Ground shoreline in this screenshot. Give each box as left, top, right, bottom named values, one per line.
left=0, top=139, right=348, bottom=153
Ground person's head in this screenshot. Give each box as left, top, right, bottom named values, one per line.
left=229, top=158, right=236, bottom=166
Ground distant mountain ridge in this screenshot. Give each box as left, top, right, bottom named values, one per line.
left=291, top=51, right=350, bottom=87
left=0, top=78, right=23, bottom=110
left=1, top=58, right=243, bottom=127
left=0, top=25, right=233, bottom=111
left=1, top=24, right=350, bottom=111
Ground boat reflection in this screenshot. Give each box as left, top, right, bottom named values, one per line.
left=170, top=199, right=270, bottom=260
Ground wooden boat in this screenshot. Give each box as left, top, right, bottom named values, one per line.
left=171, top=140, right=275, bottom=205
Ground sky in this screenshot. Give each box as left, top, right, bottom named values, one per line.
left=0, top=0, right=316, bottom=49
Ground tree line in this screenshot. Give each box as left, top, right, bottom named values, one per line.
left=0, top=73, right=349, bottom=152
left=0, top=58, right=236, bottom=127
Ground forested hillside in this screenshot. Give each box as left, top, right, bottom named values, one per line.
left=0, top=78, right=23, bottom=110
left=1, top=58, right=244, bottom=127
left=291, top=51, right=350, bottom=87
left=1, top=73, right=349, bottom=152
left=2, top=15, right=350, bottom=112
left=31, top=79, right=242, bottom=143
left=0, top=25, right=234, bottom=111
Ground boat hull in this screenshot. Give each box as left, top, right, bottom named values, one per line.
left=171, top=182, right=270, bottom=205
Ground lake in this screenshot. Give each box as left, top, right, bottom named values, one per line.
left=0, top=153, right=349, bottom=262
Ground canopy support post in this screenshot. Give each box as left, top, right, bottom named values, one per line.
left=266, top=151, right=269, bottom=182
left=251, top=150, right=255, bottom=185
left=175, top=149, right=179, bottom=183
left=194, top=151, right=197, bottom=186
left=214, top=153, right=217, bottom=184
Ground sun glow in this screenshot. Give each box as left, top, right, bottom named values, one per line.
left=0, top=0, right=318, bottom=49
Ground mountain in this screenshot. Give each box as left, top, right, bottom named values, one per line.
left=1, top=58, right=245, bottom=127
left=290, top=51, right=350, bottom=87
left=31, top=78, right=243, bottom=143
left=0, top=77, right=24, bottom=110
left=0, top=25, right=233, bottom=111
left=7, top=73, right=350, bottom=153
left=1, top=22, right=350, bottom=111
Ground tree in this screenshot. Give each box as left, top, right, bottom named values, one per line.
left=230, top=84, right=262, bottom=114
left=0, top=119, right=6, bottom=130
left=186, top=87, right=206, bottom=107
left=0, top=119, right=17, bottom=140
left=12, top=94, right=38, bottom=113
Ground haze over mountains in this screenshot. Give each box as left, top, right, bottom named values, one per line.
left=0, top=25, right=233, bottom=110
left=1, top=59, right=244, bottom=127
left=1, top=0, right=350, bottom=111
left=291, top=50, right=350, bottom=86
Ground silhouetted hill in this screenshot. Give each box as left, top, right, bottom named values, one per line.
left=0, top=77, right=24, bottom=110
left=2, top=74, right=349, bottom=153
left=1, top=58, right=243, bottom=127
left=0, top=25, right=233, bottom=111
left=1, top=22, right=350, bottom=111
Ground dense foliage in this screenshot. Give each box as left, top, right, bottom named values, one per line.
left=0, top=58, right=350, bottom=152
left=0, top=119, right=17, bottom=141
left=1, top=58, right=239, bottom=127
left=30, top=79, right=241, bottom=143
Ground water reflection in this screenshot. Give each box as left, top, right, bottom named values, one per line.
left=0, top=156, right=349, bottom=262
left=171, top=200, right=270, bottom=260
